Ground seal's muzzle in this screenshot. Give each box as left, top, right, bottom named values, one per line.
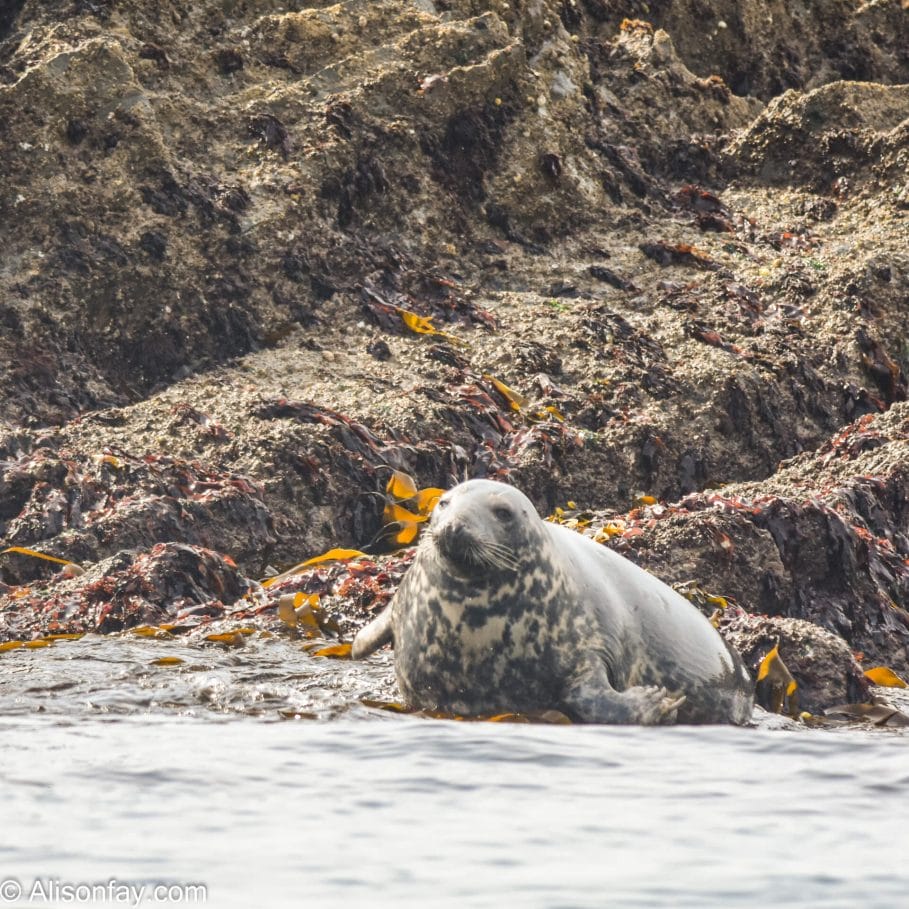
left=435, top=520, right=476, bottom=570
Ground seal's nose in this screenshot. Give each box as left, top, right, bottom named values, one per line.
left=436, top=520, right=470, bottom=561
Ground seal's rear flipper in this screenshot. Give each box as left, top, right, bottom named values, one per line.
left=351, top=605, right=394, bottom=660
left=562, top=665, right=686, bottom=725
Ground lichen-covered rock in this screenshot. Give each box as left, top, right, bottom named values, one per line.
left=726, top=81, right=909, bottom=188
left=1, top=1, right=908, bottom=708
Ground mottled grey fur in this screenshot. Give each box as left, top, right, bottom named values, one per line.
left=353, top=480, right=754, bottom=725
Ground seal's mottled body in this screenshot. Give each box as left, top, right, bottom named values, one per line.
left=353, top=480, right=753, bottom=725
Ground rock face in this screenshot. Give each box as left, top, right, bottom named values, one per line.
left=1, top=2, right=908, bottom=701
left=721, top=611, right=871, bottom=715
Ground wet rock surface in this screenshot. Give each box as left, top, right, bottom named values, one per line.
left=1, top=1, right=908, bottom=711
left=721, top=611, right=871, bottom=715
left=0, top=542, right=251, bottom=642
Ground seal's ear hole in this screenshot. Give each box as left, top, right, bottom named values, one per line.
left=492, top=505, right=514, bottom=522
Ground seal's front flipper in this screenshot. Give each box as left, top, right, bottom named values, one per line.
left=562, top=667, right=686, bottom=725
left=351, top=605, right=394, bottom=659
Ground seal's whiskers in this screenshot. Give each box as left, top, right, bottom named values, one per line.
left=473, top=538, right=522, bottom=573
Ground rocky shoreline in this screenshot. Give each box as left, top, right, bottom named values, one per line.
left=1, top=1, right=908, bottom=718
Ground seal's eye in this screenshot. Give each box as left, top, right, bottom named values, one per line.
left=437, top=498, right=449, bottom=510
left=492, top=505, right=514, bottom=522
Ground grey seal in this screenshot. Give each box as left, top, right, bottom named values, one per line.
left=353, top=479, right=754, bottom=724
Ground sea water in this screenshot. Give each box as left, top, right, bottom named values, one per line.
left=1, top=636, right=907, bottom=909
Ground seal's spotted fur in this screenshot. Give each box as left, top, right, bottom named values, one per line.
left=353, top=480, right=754, bottom=724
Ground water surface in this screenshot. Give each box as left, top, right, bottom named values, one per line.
left=1, top=636, right=907, bottom=908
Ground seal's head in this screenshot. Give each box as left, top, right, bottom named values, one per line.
left=427, top=479, right=542, bottom=580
